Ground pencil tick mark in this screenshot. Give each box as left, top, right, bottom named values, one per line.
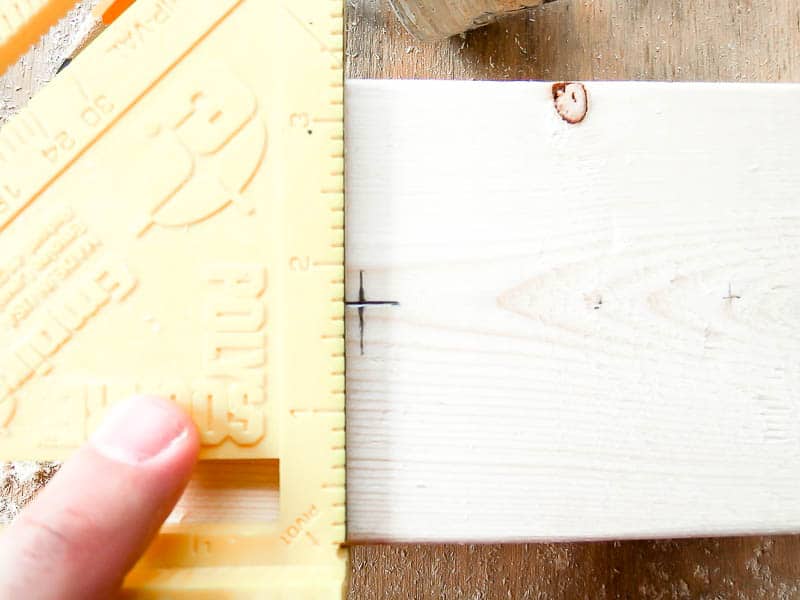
left=345, top=271, right=399, bottom=355
left=724, top=282, right=741, bottom=303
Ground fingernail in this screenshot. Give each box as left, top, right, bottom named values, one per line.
left=91, top=396, right=189, bottom=464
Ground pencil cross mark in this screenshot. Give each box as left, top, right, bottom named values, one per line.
left=345, top=271, right=399, bottom=355
left=723, top=283, right=741, bottom=303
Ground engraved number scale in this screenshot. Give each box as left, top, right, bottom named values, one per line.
left=0, top=0, right=346, bottom=597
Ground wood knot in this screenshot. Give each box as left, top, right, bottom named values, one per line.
left=552, top=82, right=588, bottom=124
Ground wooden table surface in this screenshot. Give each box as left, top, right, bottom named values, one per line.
left=345, top=1, right=800, bottom=598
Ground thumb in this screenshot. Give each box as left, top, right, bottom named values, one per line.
left=0, top=395, right=199, bottom=600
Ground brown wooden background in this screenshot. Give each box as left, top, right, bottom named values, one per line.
left=345, top=1, right=800, bottom=598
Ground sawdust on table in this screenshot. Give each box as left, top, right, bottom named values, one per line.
left=0, top=462, right=60, bottom=523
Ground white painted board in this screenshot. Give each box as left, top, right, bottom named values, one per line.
left=345, top=80, right=800, bottom=542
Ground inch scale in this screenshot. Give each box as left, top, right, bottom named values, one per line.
left=0, top=0, right=347, bottom=597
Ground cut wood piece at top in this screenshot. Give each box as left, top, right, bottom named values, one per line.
left=345, top=80, right=800, bottom=543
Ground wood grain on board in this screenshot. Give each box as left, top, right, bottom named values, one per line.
left=345, top=1, right=800, bottom=599
left=346, top=78, right=800, bottom=542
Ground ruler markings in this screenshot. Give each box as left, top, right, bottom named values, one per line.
left=0, top=0, right=347, bottom=594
